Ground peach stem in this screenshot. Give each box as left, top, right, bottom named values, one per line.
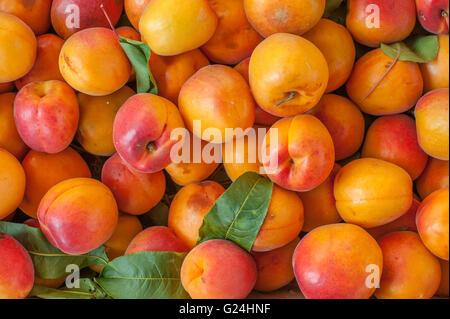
left=275, top=91, right=296, bottom=107
left=100, top=3, right=119, bottom=37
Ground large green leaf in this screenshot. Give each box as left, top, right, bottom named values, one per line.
left=95, top=252, right=189, bottom=299
left=381, top=36, right=440, bottom=63
left=197, top=172, right=274, bottom=252
left=29, top=279, right=110, bottom=299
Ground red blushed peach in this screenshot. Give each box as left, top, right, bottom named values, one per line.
left=416, top=0, right=449, bottom=35
left=416, top=158, right=449, bottom=199
left=15, top=34, right=65, bottom=90
left=14, top=80, right=79, bottom=154
left=362, top=115, right=429, bottom=180
left=416, top=187, right=449, bottom=260
left=124, top=0, right=151, bottom=30
left=252, top=237, right=300, bottom=293
left=438, top=260, right=449, bottom=297
left=0, top=233, right=34, bottom=299
left=0, top=82, right=15, bottom=93
left=297, top=164, right=342, bottom=233
left=420, top=35, right=449, bottom=92
left=293, top=223, right=383, bottom=299
left=0, top=0, right=52, bottom=35
left=125, top=226, right=189, bottom=254
left=181, top=239, right=257, bottom=299
left=311, top=94, right=365, bottom=161
left=415, top=88, right=449, bottom=160
left=51, top=0, right=124, bottom=39
left=101, top=153, right=166, bottom=216
left=376, top=231, right=441, bottom=299
left=347, top=0, right=416, bottom=47
left=37, top=178, right=119, bottom=255
left=262, top=114, right=335, bottom=192
left=113, top=93, right=186, bottom=173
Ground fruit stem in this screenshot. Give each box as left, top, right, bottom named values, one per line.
left=100, top=3, right=119, bottom=37
left=274, top=91, right=296, bottom=108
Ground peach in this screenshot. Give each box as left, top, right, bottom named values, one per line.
left=293, top=223, right=383, bottom=299
left=416, top=187, right=449, bottom=260
left=420, top=35, right=449, bottom=92
left=0, top=233, right=34, bottom=299
left=249, top=33, right=329, bottom=117
left=0, top=149, right=26, bottom=220
left=415, top=88, right=449, bottom=160
left=37, top=178, right=119, bottom=255
left=376, top=231, right=441, bottom=299
left=14, top=80, right=79, bottom=154
left=0, top=93, right=29, bottom=160
left=179, top=65, right=255, bottom=143
left=303, top=19, right=356, bottom=93
left=297, top=164, right=342, bottom=233
left=362, top=115, right=429, bottom=180
left=0, top=12, right=37, bottom=83
left=1, top=212, right=15, bottom=222
left=346, top=0, right=416, bottom=47
left=334, top=158, right=413, bottom=228
left=149, top=49, right=210, bottom=104
left=51, top=0, right=124, bottom=39
left=125, top=226, right=189, bottom=255
left=113, top=93, right=185, bottom=173
left=0, top=82, right=14, bottom=93
left=416, top=158, right=449, bottom=199
left=243, top=0, right=325, bottom=37
left=77, top=86, right=135, bottom=156
left=0, top=0, right=51, bottom=35
left=201, top=0, right=263, bottom=65
left=416, top=0, right=449, bottom=34
left=252, top=237, right=299, bottom=293
left=311, top=94, right=365, bottom=161
left=139, top=0, right=218, bottom=56
left=15, top=34, right=65, bottom=90
left=59, top=27, right=131, bottom=96
left=181, top=239, right=257, bottom=299
left=124, top=0, right=151, bottom=30
left=168, top=181, right=225, bottom=249
left=438, top=260, right=449, bottom=297
left=262, top=114, right=335, bottom=192
left=20, top=147, right=91, bottom=219
left=101, top=153, right=166, bottom=216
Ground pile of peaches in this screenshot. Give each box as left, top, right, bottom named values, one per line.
left=0, top=0, right=449, bottom=300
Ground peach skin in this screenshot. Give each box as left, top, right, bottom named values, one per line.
left=420, top=35, right=449, bottom=92
left=124, top=0, right=151, bottom=30
left=125, top=226, right=189, bottom=254
left=0, top=0, right=52, bottom=35
left=0, top=82, right=15, bottom=93
left=416, top=158, right=449, bottom=199
left=438, top=260, right=449, bottom=297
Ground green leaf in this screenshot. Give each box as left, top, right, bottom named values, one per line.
left=138, top=202, right=170, bottom=228
left=197, top=172, right=274, bottom=252
left=0, top=221, right=109, bottom=279
left=119, top=36, right=158, bottom=94
left=381, top=36, right=439, bottom=63
left=30, top=279, right=109, bottom=299
left=323, top=0, right=346, bottom=25
left=95, top=251, right=189, bottom=299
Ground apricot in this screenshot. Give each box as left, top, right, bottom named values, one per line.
left=438, top=260, right=449, bottom=297
left=249, top=33, right=329, bottom=117
left=0, top=233, right=34, bottom=299
left=101, top=153, right=166, bottom=216
left=376, top=231, right=441, bottom=299
left=311, top=94, right=365, bottom=161
left=37, top=178, right=119, bottom=255
left=362, top=115, right=429, bottom=180
left=20, top=147, right=91, bottom=219
left=0, top=0, right=51, bottom=35
left=201, top=0, right=263, bottom=65
left=421, top=35, right=449, bottom=92
left=253, top=237, right=299, bottom=293
left=0, top=93, right=28, bottom=160
left=346, top=49, right=423, bottom=116
left=59, top=27, right=131, bottom=96
left=51, top=0, right=124, bottom=39
left=243, top=0, right=325, bottom=37
left=262, top=114, right=335, bottom=192
left=334, top=158, right=413, bottom=228
left=0, top=82, right=14, bottom=93
left=416, top=187, right=449, bottom=260
left=125, top=226, right=189, bottom=255
left=139, top=0, right=218, bottom=56
left=14, top=80, right=79, bottom=154
left=297, top=164, right=342, bottom=233
left=77, top=86, right=135, bottom=156
left=168, top=181, right=225, bottom=249
left=181, top=239, right=257, bottom=299
left=0, top=149, right=26, bottom=220
left=293, top=223, right=383, bottom=299
left=124, top=0, right=151, bottom=30
left=149, top=49, right=210, bottom=104
left=303, top=19, right=356, bottom=93
left=415, top=88, right=449, bottom=160
left=416, top=158, right=449, bottom=199
left=179, top=65, right=255, bottom=143
left=0, top=12, right=37, bottom=83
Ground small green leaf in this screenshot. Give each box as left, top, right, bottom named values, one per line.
left=381, top=36, right=439, bottom=63
left=119, top=36, right=158, bottom=94
left=138, top=202, right=170, bottom=228
left=30, top=279, right=109, bottom=299
left=197, top=172, right=274, bottom=252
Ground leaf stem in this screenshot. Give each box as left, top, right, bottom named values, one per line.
left=274, top=91, right=296, bottom=107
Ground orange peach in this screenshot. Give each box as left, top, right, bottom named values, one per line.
left=438, top=260, right=449, bottom=297
left=0, top=82, right=15, bottom=93
left=124, top=0, right=151, bottom=30
left=125, top=226, right=189, bottom=254
left=416, top=158, right=449, bottom=199
left=0, top=0, right=52, bottom=35
left=376, top=231, right=441, bottom=299
left=420, top=35, right=449, bottom=92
